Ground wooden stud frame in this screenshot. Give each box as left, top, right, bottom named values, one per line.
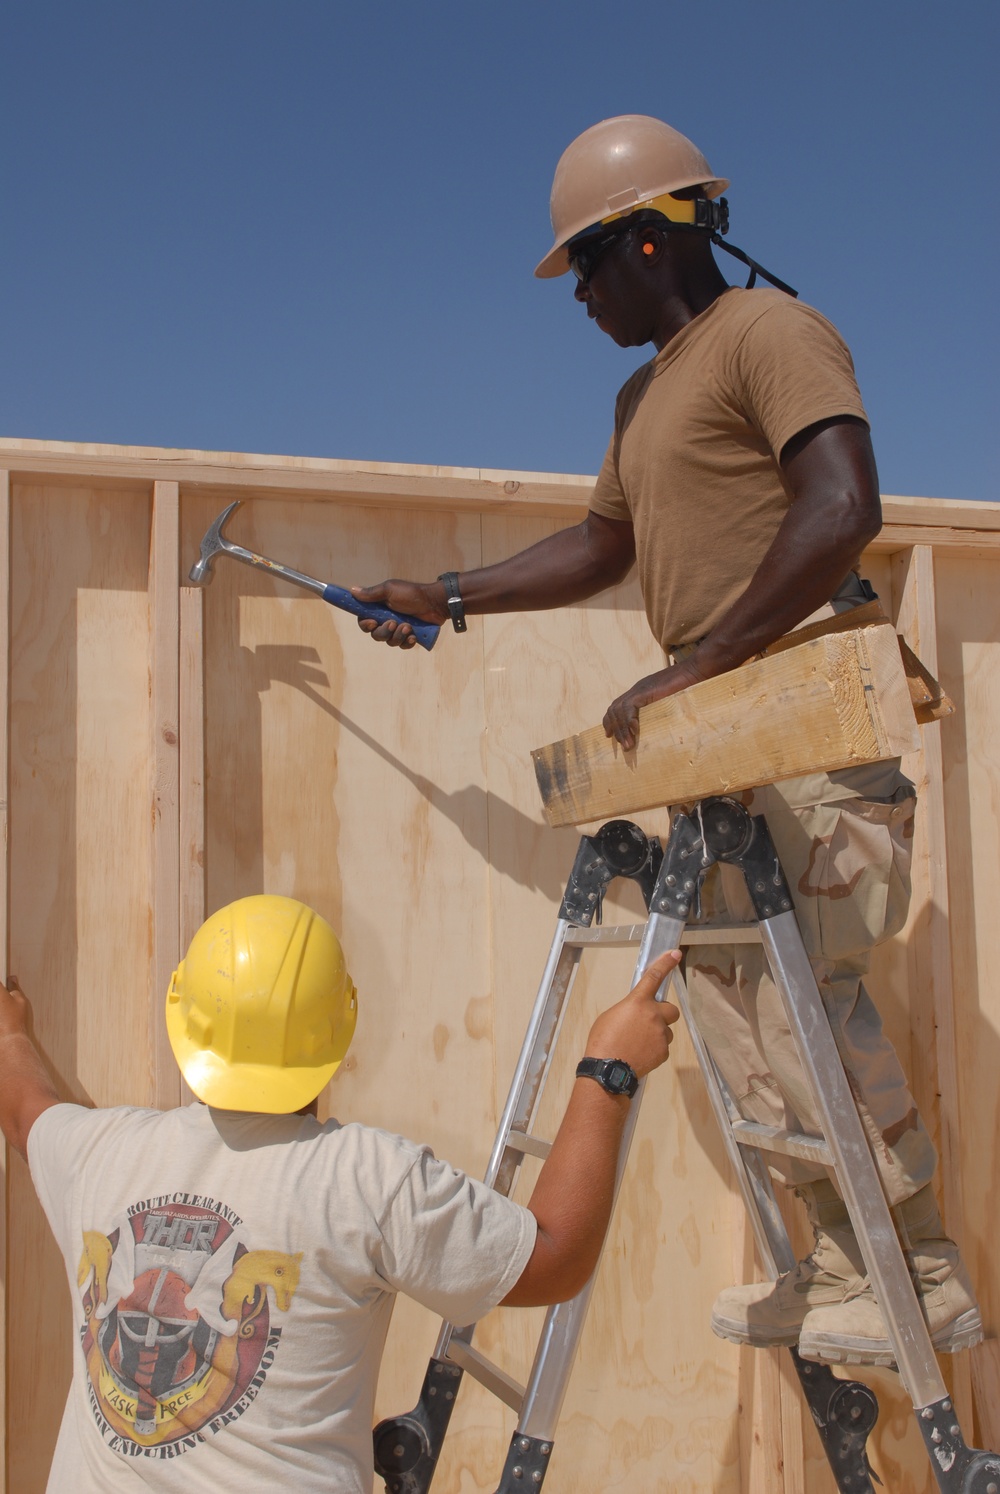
left=0, top=440, right=996, bottom=1493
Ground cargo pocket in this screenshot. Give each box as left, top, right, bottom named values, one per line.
left=794, top=788, right=916, bottom=963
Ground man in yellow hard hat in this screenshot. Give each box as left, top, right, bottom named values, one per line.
left=0, top=893, right=679, bottom=1491
left=351, top=115, right=981, bottom=1368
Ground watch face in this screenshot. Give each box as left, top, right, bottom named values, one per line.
left=607, top=1062, right=631, bottom=1091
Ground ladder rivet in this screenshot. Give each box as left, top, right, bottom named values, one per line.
left=683, top=878, right=694, bottom=891
left=950, top=1425, right=960, bottom=1436
left=942, top=1400, right=952, bottom=1411
left=513, top=1467, right=523, bottom=1478
left=666, top=874, right=676, bottom=886
left=850, top=1406, right=862, bottom=1420
left=985, top=1483, right=998, bottom=1493
left=394, top=1444, right=404, bottom=1458
left=532, top=1474, right=543, bottom=1484
left=519, top=1438, right=530, bottom=1450
left=540, top=1444, right=551, bottom=1455
left=429, top=1387, right=437, bottom=1396
left=922, top=1408, right=934, bottom=1419
left=931, top=1429, right=942, bottom=1443
left=446, top=1391, right=454, bottom=1401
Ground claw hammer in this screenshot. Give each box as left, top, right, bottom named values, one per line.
left=188, top=501, right=440, bottom=650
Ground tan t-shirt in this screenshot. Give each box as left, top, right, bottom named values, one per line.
left=589, top=287, right=869, bottom=649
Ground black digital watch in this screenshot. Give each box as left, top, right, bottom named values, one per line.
left=575, top=1056, right=639, bottom=1098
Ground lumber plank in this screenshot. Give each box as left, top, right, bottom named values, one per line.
left=0, top=470, right=9, bottom=1494
left=532, top=621, right=920, bottom=829
left=891, top=545, right=973, bottom=1430
left=970, top=1339, right=1000, bottom=1453
left=761, top=600, right=954, bottom=721
left=178, top=583, right=205, bottom=1107
left=150, top=481, right=181, bottom=1109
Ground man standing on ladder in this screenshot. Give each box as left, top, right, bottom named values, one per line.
left=353, top=114, right=982, bottom=1367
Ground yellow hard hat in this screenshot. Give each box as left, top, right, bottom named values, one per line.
left=535, top=114, right=729, bottom=279
left=166, top=895, right=357, bottom=1113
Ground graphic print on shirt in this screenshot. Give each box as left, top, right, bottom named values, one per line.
left=75, top=1195, right=301, bottom=1458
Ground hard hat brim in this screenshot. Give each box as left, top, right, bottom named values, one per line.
left=166, top=1001, right=347, bottom=1113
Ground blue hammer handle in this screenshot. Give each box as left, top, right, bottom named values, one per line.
left=321, top=584, right=440, bottom=651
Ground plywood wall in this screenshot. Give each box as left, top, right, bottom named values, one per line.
left=1, top=441, right=998, bottom=1493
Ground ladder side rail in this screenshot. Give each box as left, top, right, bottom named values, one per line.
left=483, top=923, right=582, bottom=1192
left=760, top=912, right=949, bottom=1409
left=432, top=927, right=583, bottom=1368
left=513, top=909, right=685, bottom=1443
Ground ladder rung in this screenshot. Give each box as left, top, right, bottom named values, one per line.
left=505, top=1129, right=552, bottom=1161
left=681, top=924, right=762, bottom=945
left=564, top=924, right=646, bottom=946
left=563, top=922, right=763, bottom=947
left=731, top=1119, right=834, bottom=1166
left=445, top=1339, right=525, bottom=1412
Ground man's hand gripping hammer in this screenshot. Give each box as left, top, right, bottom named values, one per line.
left=188, top=501, right=440, bottom=650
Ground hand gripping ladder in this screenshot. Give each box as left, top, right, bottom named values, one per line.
left=374, top=799, right=999, bottom=1494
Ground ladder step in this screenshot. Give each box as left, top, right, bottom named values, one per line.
left=564, top=922, right=763, bottom=947
left=564, top=924, right=647, bottom=946
left=505, top=1128, right=552, bottom=1161
left=731, top=1119, right=834, bottom=1166
left=682, top=924, right=763, bottom=945
left=445, top=1339, right=525, bottom=1413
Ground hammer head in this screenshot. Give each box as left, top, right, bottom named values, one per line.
left=189, top=500, right=243, bottom=585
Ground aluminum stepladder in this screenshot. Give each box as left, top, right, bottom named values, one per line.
left=374, top=798, right=999, bottom=1494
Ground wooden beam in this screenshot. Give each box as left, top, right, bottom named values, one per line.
left=149, top=482, right=181, bottom=1109
left=890, top=544, right=972, bottom=1432
left=0, top=439, right=997, bottom=534
left=0, top=470, right=9, bottom=1494
left=179, top=584, right=205, bottom=954
left=970, top=1339, right=1000, bottom=1453
left=177, top=584, right=205, bottom=1110
left=757, top=599, right=953, bottom=722
left=532, top=622, right=921, bottom=829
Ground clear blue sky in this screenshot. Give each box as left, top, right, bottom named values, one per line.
left=2, top=0, right=997, bottom=501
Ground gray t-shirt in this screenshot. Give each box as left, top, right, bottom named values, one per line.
left=29, top=1101, right=535, bottom=1492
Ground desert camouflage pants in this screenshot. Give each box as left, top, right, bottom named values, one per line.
left=682, top=759, right=937, bottom=1204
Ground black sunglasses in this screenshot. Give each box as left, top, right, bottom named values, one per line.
left=567, top=222, right=637, bottom=284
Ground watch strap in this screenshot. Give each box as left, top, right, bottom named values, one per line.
left=575, top=1056, right=639, bottom=1098
left=436, top=571, right=467, bottom=633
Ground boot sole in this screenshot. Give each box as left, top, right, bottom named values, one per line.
left=711, top=1313, right=801, bottom=1348
left=799, top=1308, right=984, bottom=1368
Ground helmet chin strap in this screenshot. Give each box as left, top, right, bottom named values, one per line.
left=643, top=197, right=799, bottom=298
left=709, top=232, right=798, bottom=298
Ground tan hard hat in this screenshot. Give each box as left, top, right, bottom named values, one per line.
left=535, top=115, right=729, bottom=279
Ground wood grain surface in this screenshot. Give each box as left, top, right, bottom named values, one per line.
left=0, top=444, right=996, bottom=1493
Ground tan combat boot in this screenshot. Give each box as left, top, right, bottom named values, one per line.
left=798, top=1184, right=983, bottom=1367
left=711, top=1178, right=869, bottom=1348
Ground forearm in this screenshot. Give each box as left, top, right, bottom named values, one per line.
left=0, top=1031, right=60, bottom=1158
left=502, top=1079, right=629, bottom=1306
left=456, top=514, right=635, bottom=615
